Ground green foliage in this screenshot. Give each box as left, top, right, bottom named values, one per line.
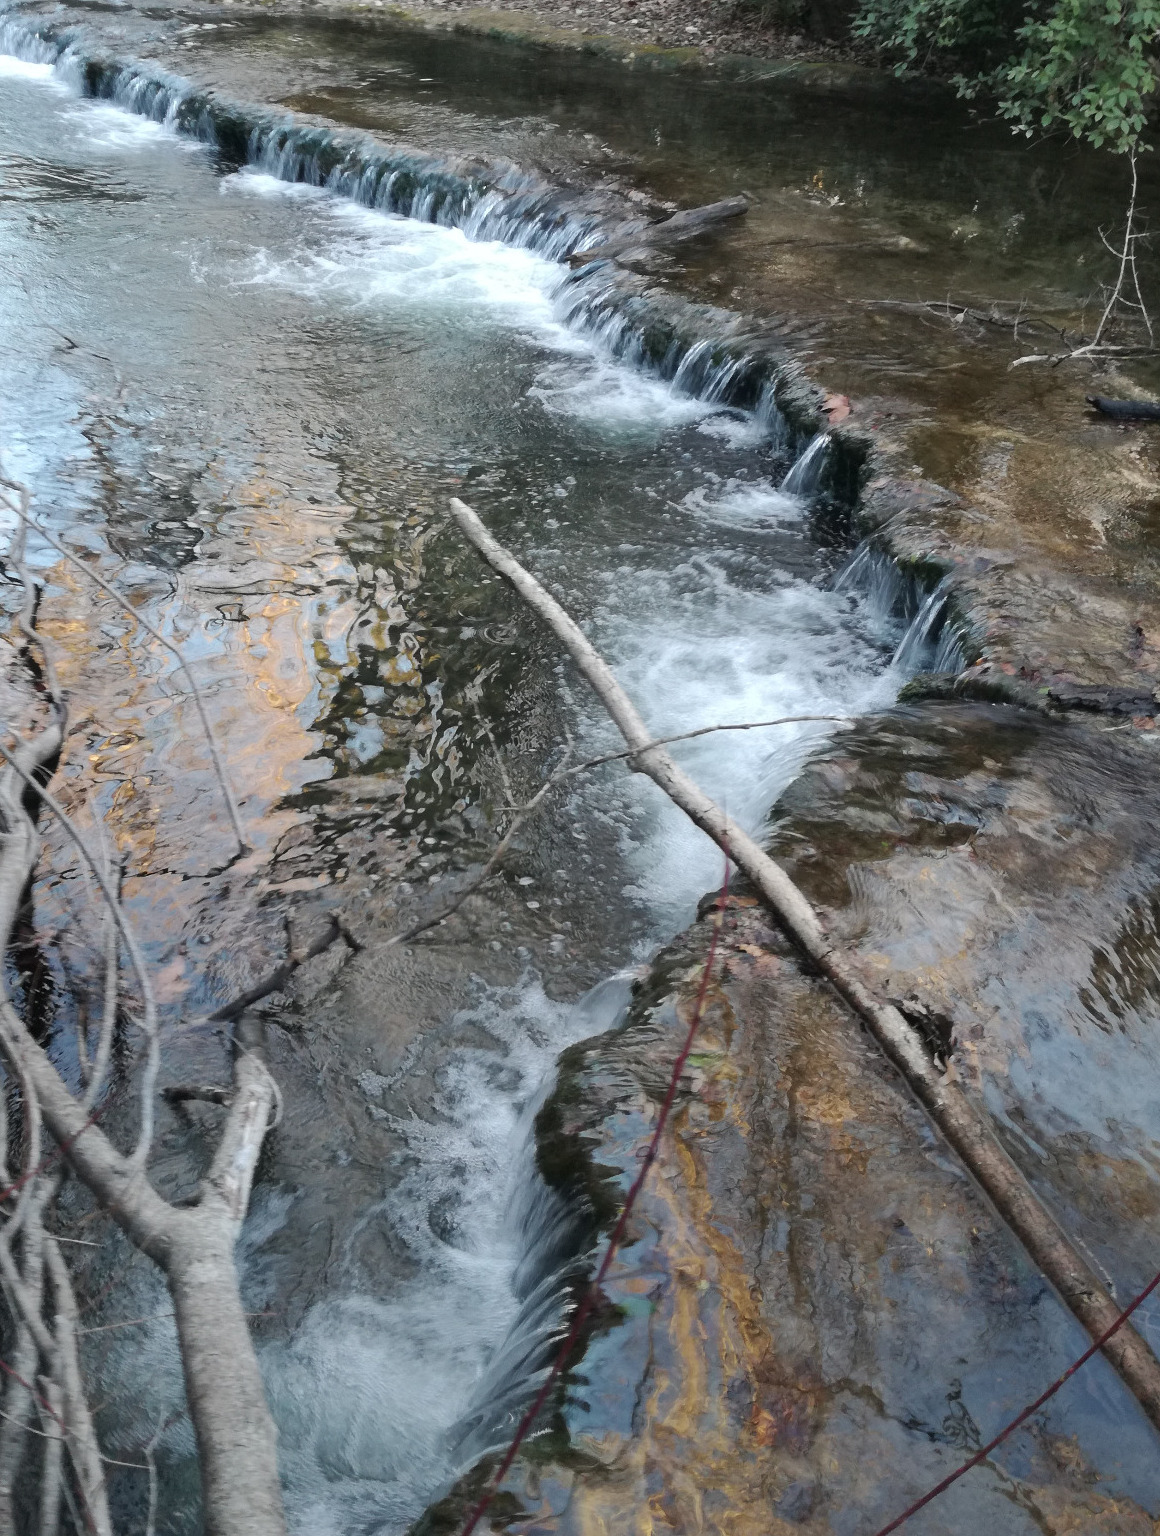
left=851, top=0, right=1019, bottom=71
left=1000, top=0, right=1160, bottom=151
left=853, top=0, right=1160, bottom=154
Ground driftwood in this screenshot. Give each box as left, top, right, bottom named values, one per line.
left=0, top=744, right=287, bottom=1536
left=447, top=495, right=1160, bottom=1438
left=569, top=195, right=749, bottom=267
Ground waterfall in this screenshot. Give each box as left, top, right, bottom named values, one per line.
left=834, top=542, right=966, bottom=675
left=891, top=579, right=965, bottom=674
left=780, top=430, right=828, bottom=495
left=0, top=9, right=834, bottom=483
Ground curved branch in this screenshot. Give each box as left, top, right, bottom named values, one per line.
left=0, top=740, right=160, bottom=1168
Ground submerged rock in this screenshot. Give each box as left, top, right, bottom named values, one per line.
left=420, top=702, right=1160, bottom=1534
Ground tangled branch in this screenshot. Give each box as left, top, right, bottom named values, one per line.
left=0, top=468, right=285, bottom=1535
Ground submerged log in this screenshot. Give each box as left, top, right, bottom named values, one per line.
left=570, top=195, right=749, bottom=267
left=1087, top=394, right=1160, bottom=421
left=448, top=493, right=1160, bottom=1440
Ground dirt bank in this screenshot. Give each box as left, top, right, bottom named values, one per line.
left=206, top=0, right=867, bottom=72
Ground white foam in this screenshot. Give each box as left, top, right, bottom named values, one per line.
left=0, top=53, right=62, bottom=84
left=696, top=411, right=768, bottom=447
left=681, top=477, right=805, bottom=530
left=575, top=560, right=892, bottom=927
left=261, top=973, right=628, bottom=1534
left=63, top=99, right=196, bottom=152
left=222, top=168, right=330, bottom=202
left=530, top=356, right=726, bottom=434
left=226, top=174, right=568, bottom=336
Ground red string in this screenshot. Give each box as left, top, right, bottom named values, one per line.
left=873, top=1265, right=1160, bottom=1535
left=0, top=1356, right=100, bottom=1536
left=0, top=1102, right=106, bottom=1210
left=459, top=856, right=732, bottom=1536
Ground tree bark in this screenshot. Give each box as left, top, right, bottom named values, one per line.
left=164, top=1213, right=284, bottom=1536
left=0, top=734, right=288, bottom=1536
left=447, top=494, right=1160, bottom=1438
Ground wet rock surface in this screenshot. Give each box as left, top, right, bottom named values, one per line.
left=854, top=463, right=1160, bottom=725
left=429, top=702, right=1160, bottom=1534
left=430, top=780, right=1160, bottom=1536
left=772, top=702, right=1160, bottom=1302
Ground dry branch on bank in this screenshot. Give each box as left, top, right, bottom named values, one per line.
left=1006, top=163, right=1154, bottom=369
left=447, top=494, right=1160, bottom=1438
left=0, top=473, right=288, bottom=1536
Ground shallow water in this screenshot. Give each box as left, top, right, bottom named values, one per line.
left=0, top=28, right=918, bottom=1531
left=2, top=9, right=1158, bottom=1532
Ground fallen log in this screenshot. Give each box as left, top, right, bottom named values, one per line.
left=569, top=195, right=749, bottom=267
left=447, top=494, right=1160, bottom=1438
left=1087, top=394, right=1160, bottom=421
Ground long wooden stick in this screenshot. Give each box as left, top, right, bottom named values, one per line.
left=448, top=495, right=1160, bottom=1435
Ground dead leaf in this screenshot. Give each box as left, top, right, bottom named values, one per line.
left=823, top=392, right=851, bottom=425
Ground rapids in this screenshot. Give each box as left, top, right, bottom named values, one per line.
left=0, top=11, right=1102, bottom=1533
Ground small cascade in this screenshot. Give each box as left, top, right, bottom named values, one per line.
left=0, top=12, right=52, bottom=63
left=892, top=579, right=965, bottom=674
left=0, top=10, right=837, bottom=467
left=779, top=431, right=828, bottom=495
left=833, top=541, right=920, bottom=628
left=834, top=542, right=967, bottom=675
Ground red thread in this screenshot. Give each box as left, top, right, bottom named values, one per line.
left=0, top=1357, right=100, bottom=1536
left=0, top=1355, right=66, bottom=1431
left=459, top=858, right=731, bottom=1536
left=873, top=1266, right=1160, bottom=1535
left=0, top=1103, right=106, bottom=1210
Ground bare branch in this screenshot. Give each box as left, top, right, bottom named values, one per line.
left=1, top=470, right=289, bottom=1535
left=202, top=914, right=351, bottom=1025
left=448, top=493, right=1160, bottom=1435
left=0, top=739, right=159, bottom=1168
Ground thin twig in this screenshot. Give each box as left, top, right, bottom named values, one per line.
left=0, top=740, right=160, bottom=1168
left=0, top=479, right=248, bottom=856
left=556, top=713, right=851, bottom=778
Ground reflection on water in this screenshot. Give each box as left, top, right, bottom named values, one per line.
left=0, top=39, right=905, bottom=1532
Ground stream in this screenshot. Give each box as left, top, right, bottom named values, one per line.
left=1, top=9, right=1157, bottom=1533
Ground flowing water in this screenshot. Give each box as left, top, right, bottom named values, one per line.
left=1, top=10, right=1155, bottom=1533
left=0, top=25, right=933, bottom=1530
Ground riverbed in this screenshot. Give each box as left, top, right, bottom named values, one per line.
left=2, top=7, right=1159, bottom=1533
